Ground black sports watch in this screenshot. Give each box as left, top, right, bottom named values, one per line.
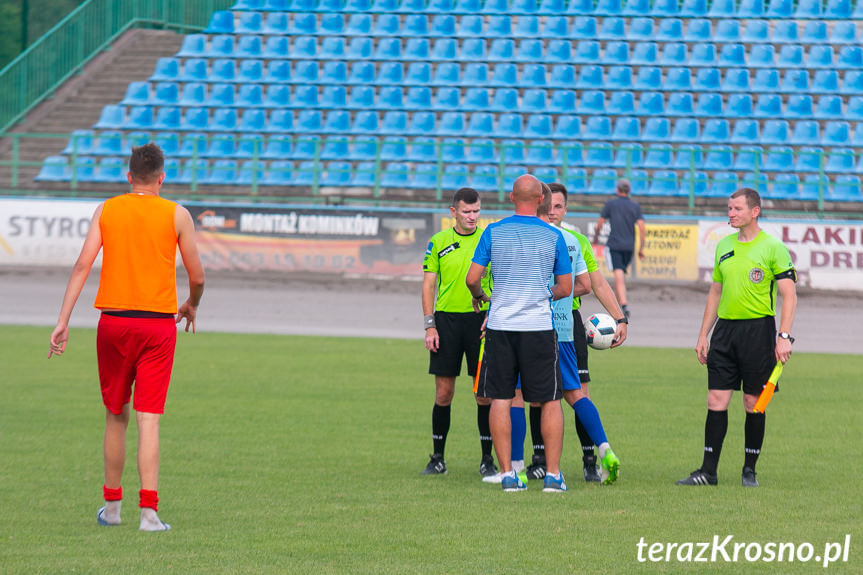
left=616, top=317, right=628, bottom=325
left=778, top=332, right=795, bottom=343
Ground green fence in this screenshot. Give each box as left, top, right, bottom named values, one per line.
left=0, top=0, right=232, bottom=133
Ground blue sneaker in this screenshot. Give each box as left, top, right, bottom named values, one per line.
left=543, top=472, right=568, bottom=492
left=501, top=472, right=527, bottom=492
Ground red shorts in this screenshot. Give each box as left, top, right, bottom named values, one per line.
left=97, top=314, right=177, bottom=415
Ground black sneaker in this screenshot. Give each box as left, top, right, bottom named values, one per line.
left=675, top=469, right=718, bottom=486
left=583, top=455, right=601, bottom=483
left=421, top=454, right=447, bottom=475
left=479, top=454, right=498, bottom=477
left=741, top=467, right=759, bottom=487
left=526, top=454, right=547, bottom=480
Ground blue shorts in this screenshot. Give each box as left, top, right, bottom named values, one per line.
left=559, top=340, right=583, bottom=391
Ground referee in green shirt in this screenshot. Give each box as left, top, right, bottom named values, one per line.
left=421, top=188, right=495, bottom=477
left=677, top=188, right=797, bottom=488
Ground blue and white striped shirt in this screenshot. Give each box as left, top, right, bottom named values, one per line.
left=472, top=215, right=572, bottom=332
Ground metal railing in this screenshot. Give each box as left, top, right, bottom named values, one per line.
left=5, top=131, right=862, bottom=213
left=0, top=0, right=233, bottom=133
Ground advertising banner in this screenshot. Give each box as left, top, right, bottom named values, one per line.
left=699, top=220, right=863, bottom=290
left=186, top=204, right=433, bottom=277
left=0, top=198, right=101, bottom=266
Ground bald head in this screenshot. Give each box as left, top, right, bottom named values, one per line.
left=512, top=174, right=543, bottom=206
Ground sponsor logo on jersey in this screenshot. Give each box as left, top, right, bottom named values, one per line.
left=719, top=250, right=734, bottom=264
left=437, top=242, right=460, bottom=258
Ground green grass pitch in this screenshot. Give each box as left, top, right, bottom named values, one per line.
left=1, top=325, right=860, bottom=574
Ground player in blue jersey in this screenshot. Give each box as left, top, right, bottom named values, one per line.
left=466, top=175, right=588, bottom=492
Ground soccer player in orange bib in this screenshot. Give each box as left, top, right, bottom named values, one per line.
left=49, top=143, right=204, bottom=531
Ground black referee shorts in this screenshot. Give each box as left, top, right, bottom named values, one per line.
left=428, top=311, right=486, bottom=378
left=571, top=309, right=590, bottom=383
left=609, top=249, right=634, bottom=272
left=707, top=316, right=776, bottom=396
left=475, top=328, right=562, bottom=403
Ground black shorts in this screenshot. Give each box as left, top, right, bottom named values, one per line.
left=571, top=309, right=590, bottom=383
left=476, top=328, right=562, bottom=403
left=609, top=249, right=633, bottom=272
left=707, top=316, right=776, bottom=396
left=428, top=311, right=486, bottom=378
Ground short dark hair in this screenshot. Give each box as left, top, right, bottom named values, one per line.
left=548, top=182, right=568, bottom=204
left=452, top=187, right=479, bottom=206
left=731, top=187, right=762, bottom=211
left=129, top=143, right=164, bottom=184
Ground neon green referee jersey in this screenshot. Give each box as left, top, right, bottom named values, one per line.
left=423, top=226, right=491, bottom=313
left=564, top=228, right=598, bottom=311
left=713, top=230, right=795, bottom=320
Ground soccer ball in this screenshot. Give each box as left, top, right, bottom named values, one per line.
left=584, top=313, right=618, bottom=350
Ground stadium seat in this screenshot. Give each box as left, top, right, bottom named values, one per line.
left=785, top=94, right=814, bottom=119
left=630, top=42, right=658, bottom=66
left=665, top=92, right=693, bottom=117
left=656, top=18, right=684, bottom=41
left=646, top=170, right=679, bottom=196
left=671, top=118, right=700, bottom=143
left=487, top=88, right=516, bottom=112
left=553, top=116, right=582, bottom=139
left=467, top=139, right=498, bottom=163
left=490, top=63, right=517, bottom=87
left=687, top=43, right=714, bottom=67
left=743, top=20, right=769, bottom=43
left=830, top=21, right=857, bottom=45
left=623, top=0, right=651, bottom=15
left=634, top=67, right=662, bottom=92
left=285, top=13, right=312, bottom=35
left=611, top=142, right=643, bottom=167
left=558, top=142, right=585, bottom=168
left=605, top=66, right=633, bottom=90
left=549, top=89, right=576, bottom=113
left=440, top=138, right=466, bottom=163
left=94, top=105, right=124, bottom=129
left=406, top=137, right=436, bottom=161
left=795, top=0, right=822, bottom=17
left=124, top=106, right=153, bottom=130
left=733, top=145, right=763, bottom=171
left=236, top=36, right=262, bottom=59
left=719, top=44, right=746, bottom=67
left=761, top=119, right=790, bottom=143
left=762, top=146, right=795, bottom=172
left=514, top=15, right=541, bottom=37
left=777, top=45, right=804, bottom=69
left=574, top=41, right=601, bottom=64
left=635, top=91, right=664, bottom=115
left=547, top=39, right=572, bottom=63
left=121, top=82, right=150, bottom=106
left=830, top=175, right=863, bottom=201
left=432, top=87, right=459, bottom=111
left=63, top=130, right=96, bottom=155
left=599, top=17, right=626, bottom=40
left=680, top=0, right=708, bottom=16
left=721, top=69, right=750, bottom=92
left=500, top=140, right=526, bottom=163
left=571, top=17, right=598, bottom=40
left=841, top=71, right=863, bottom=95
left=822, top=121, right=851, bottom=146
left=431, top=63, right=459, bottom=86
left=628, top=17, right=654, bottom=41
left=641, top=117, right=670, bottom=141
left=751, top=69, right=780, bottom=93
left=695, top=93, right=723, bottom=117
left=789, top=121, right=820, bottom=146
left=440, top=164, right=470, bottom=190
left=608, top=92, right=635, bottom=115
left=730, top=120, right=760, bottom=144
left=780, top=69, right=810, bottom=93
left=576, top=65, right=603, bottom=90
left=577, top=91, right=606, bottom=115
left=847, top=97, right=863, bottom=122
left=153, top=107, right=181, bottom=131
left=808, top=45, right=835, bottom=69
left=707, top=171, right=738, bottom=197
left=582, top=116, right=612, bottom=139
left=814, top=96, right=844, bottom=120
left=701, top=120, right=731, bottom=144
left=641, top=144, right=672, bottom=169
left=665, top=68, right=692, bottom=92
left=837, top=46, right=863, bottom=70
left=825, top=148, right=855, bottom=173
left=795, top=146, right=824, bottom=171
left=522, top=90, right=548, bottom=113
left=205, top=83, right=234, bottom=108
left=595, top=0, right=623, bottom=15
left=651, top=0, right=680, bottom=15
left=737, top=0, right=764, bottom=16
left=678, top=171, right=708, bottom=197
left=693, top=68, right=721, bottom=91
left=588, top=169, right=618, bottom=194
left=522, top=64, right=548, bottom=87
left=800, top=21, right=828, bottom=45
left=727, top=94, right=754, bottom=118
left=673, top=144, right=704, bottom=169
left=603, top=42, right=630, bottom=65
left=610, top=116, right=640, bottom=140
left=708, top=0, right=735, bottom=16
left=495, top=113, right=523, bottom=138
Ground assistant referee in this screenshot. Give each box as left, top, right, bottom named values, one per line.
left=677, top=188, right=797, bottom=488
left=421, top=187, right=495, bottom=477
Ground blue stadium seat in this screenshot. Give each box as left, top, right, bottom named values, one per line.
left=488, top=63, right=516, bottom=87
left=204, top=135, right=236, bottom=159
left=656, top=18, right=683, bottom=41
left=289, top=160, right=317, bottom=186
left=235, top=134, right=265, bottom=159
left=748, top=44, right=775, bottom=68
left=721, top=69, right=750, bottom=92
left=206, top=83, right=235, bottom=107
left=628, top=42, right=657, bottom=67
left=514, top=15, right=541, bottom=37
left=767, top=0, right=793, bottom=16
left=318, top=161, right=352, bottom=187
left=540, top=0, right=567, bottom=13
left=825, top=148, right=855, bottom=173
left=264, top=13, right=289, bottom=35
left=409, top=163, right=439, bottom=190
left=642, top=117, right=670, bottom=141
left=719, top=43, right=746, bottom=67
left=796, top=175, right=824, bottom=200
left=635, top=91, right=664, bottom=115
left=583, top=142, right=614, bottom=167
left=236, top=60, right=262, bottom=83
left=647, top=170, right=680, bottom=196
left=751, top=68, right=780, bottom=93
left=799, top=22, right=827, bottom=45
left=396, top=0, right=428, bottom=12
left=430, top=87, right=458, bottom=111
left=544, top=15, right=569, bottom=38
left=344, top=37, right=372, bottom=61
left=733, top=145, right=764, bottom=171
left=583, top=116, right=613, bottom=140
left=378, top=62, right=405, bottom=85
left=546, top=39, right=571, bottom=63
left=558, top=142, right=584, bottom=167
left=549, top=89, right=576, bottom=113
left=693, top=67, right=721, bottom=91
left=467, top=139, right=498, bottom=163
left=288, top=85, right=317, bottom=109
left=176, top=132, right=207, bottom=158
left=399, top=86, right=428, bottom=110
left=237, top=109, right=266, bottom=132
left=608, top=91, right=635, bottom=115
left=847, top=97, right=863, bottom=122
left=598, top=17, right=626, bottom=40
left=63, top=130, right=96, bottom=155
left=206, top=11, right=234, bottom=34
left=708, top=0, right=735, bottom=17
left=830, top=174, right=863, bottom=201
left=790, top=120, right=820, bottom=145
left=440, top=138, right=466, bottom=163
left=682, top=18, right=710, bottom=43
left=814, top=95, right=843, bottom=120
left=707, top=172, right=739, bottom=197
left=345, top=14, right=371, bottom=36
left=623, top=0, right=651, bottom=15
left=553, top=115, right=582, bottom=139
left=456, top=14, right=483, bottom=37
left=687, top=43, right=714, bottom=67
left=739, top=172, right=769, bottom=194
left=701, top=119, right=731, bottom=144
left=743, top=20, right=769, bottom=43
left=486, top=88, right=515, bottom=112
left=289, top=136, right=321, bottom=160
left=673, top=144, right=704, bottom=169
left=587, top=168, right=618, bottom=194
left=666, top=92, right=694, bottom=116
left=494, top=113, right=523, bottom=138
left=578, top=91, right=607, bottom=115
left=727, top=93, right=753, bottom=118
left=499, top=140, right=526, bottom=163
left=210, top=108, right=237, bottom=132
left=695, top=93, right=723, bottom=117
left=178, top=34, right=207, bottom=58
left=795, top=0, right=822, bottom=18
left=779, top=69, right=810, bottom=93
left=151, top=58, right=180, bottom=82
left=603, top=41, right=630, bottom=65
left=526, top=142, right=557, bottom=166
left=570, top=16, right=597, bottom=40
left=153, top=107, right=181, bottom=131
left=830, top=21, right=857, bottom=45
left=124, top=106, right=154, bottom=130
left=519, top=89, right=545, bottom=113
left=795, top=147, right=824, bottom=172
left=652, top=0, right=680, bottom=15
left=91, top=157, right=127, bottom=183
left=319, top=85, right=346, bottom=109
left=576, top=65, right=603, bottom=90
left=763, top=146, right=795, bottom=172
left=633, top=67, right=661, bottom=92
left=808, top=45, right=834, bottom=69
left=761, top=120, right=791, bottom=144
left=573, top=41, right=601, bottom=64
left=407, top=136, right=437, bottom=160
left=841, top=71, right=863, bottom=95
left=180, top=108, right=208, bottom=131
left=121, top=82, right=150, bottom=106
left=210, top=59, right=236, bottom=83
left=404, top=14, right=429, bottom=36
left=822, top=121, right=851, bottom=146
left=642, top=144, right=674, bottom=169
left=737, top=0, right=764, bottom=17
left=236, top=36, right=262, bottom=59
left=97, top=131, right=129, bottom=156
left=771, top=21, right=798, bottom=45
left=561, top=167, right=588, bottom=193
left=777, top=45, right=804, bottom=69
left=665, top=68, right=692, bottom=92
left=627, top=17, right=653, bottom=41
left=567, top=0, right=594, bottom=13
left=431, top=38, right=458, bottom=62
left=345, top=137, right=376, bottom=161
left=288, top=13, right=316, bottom=35
left=671, top=118, right=700, bottom=142
left=598, top=66, right=628, bottom=90
left=613, top=142, right=644, bottom=167
left=596, top=0, right=623, bottom=15
left=767, top=173, right=801, bottom=199
left=837, top=46, right=863, bottom=70
left=406, top=111, right=434, bottom=135
left=752, top=95, right=780, bottom=120
left=483, top=16, right=510, bottom=37
left=680, top=0, right=708, bottom=16
left=440, top=164, right=470, bottom=190
left=430, top=14, right=456, bottom=37
left=95, top=105, right=124, bottom=129
left=262, top=60, right=289, bottom=83
left=175, top=159, right=209, bottom=185
left=262, top=136, right=292, bottom=160
left=260, top=160, right=292, bottom=186
left=610, top=116, right=640, bottom=140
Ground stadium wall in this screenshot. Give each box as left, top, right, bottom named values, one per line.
left=1, top=197, right=861, bottom=291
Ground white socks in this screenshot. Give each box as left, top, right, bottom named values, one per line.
left=512, top=459, right=525, bottom=473
left=98, top=501, right=122, bottom=526
left=598, top=442, right=610, bottom=460
left=139, top=507, right=171, bottom=532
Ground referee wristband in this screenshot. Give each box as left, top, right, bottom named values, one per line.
left=424, top=314, right=436, bottom=330
left=616, top=317, right=628, bottom=325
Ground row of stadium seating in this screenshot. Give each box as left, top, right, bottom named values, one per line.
left=58, top=131, right=863, bottom=172
left=228, top=0, right=863, bottom=20
left=92, top=105, right=863, bottom=144
left=120, top=83, right=863, bottom=122
left=35, top=155, right=863, bottom=200
left=174, top=35, right=863, bottom=70
left=148, top=58, right=863, bottom=95
left=204, top=13, right=861, bottom=45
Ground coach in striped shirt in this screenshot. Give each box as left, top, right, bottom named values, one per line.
left=465, top=175, right=590, bottom=492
